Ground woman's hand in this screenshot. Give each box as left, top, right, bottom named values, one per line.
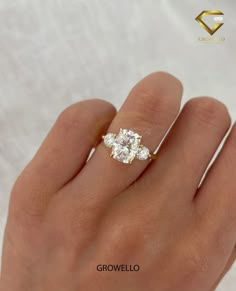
left=0, top=72, right=235, bottom=291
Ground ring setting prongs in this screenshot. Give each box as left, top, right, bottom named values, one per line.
left=102, top=128, right=154, bottom=164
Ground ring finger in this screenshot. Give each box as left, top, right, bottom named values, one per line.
left=67, top=72, right=183, bottom=205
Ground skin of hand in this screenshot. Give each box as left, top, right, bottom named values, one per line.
left=0, top=72, right=236, bottom=291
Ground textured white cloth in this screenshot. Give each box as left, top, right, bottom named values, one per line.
left=0, top=0, right=235, bottom=289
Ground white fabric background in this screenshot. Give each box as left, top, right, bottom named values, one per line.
left=0, top=0, right=235, bottom=289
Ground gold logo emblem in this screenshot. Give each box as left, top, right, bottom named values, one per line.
left=195, top=10, right=224, bottom=35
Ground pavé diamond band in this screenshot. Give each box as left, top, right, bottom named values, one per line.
left=102, top=128, right=156, bottom=164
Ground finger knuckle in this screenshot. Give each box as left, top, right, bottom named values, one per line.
left=185, top=97, right=230, bottom=128
left=123, top=92, right=179, bottom=138
left=133, top=87, right=178, bottom=119
left=57, top=104, right=87, bottom=130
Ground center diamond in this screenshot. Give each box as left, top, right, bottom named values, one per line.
left=111, top=129, right=141, bottom=164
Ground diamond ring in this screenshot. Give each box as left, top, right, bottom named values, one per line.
left=102, top=128, right=156, bottom=164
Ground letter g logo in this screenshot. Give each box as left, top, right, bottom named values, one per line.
left=195, top=10, right=224, bottom=35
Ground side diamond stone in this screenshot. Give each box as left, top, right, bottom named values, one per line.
left=136, top=146, right=150, bottom=160
left=103, top=133, right=116, bottom=148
